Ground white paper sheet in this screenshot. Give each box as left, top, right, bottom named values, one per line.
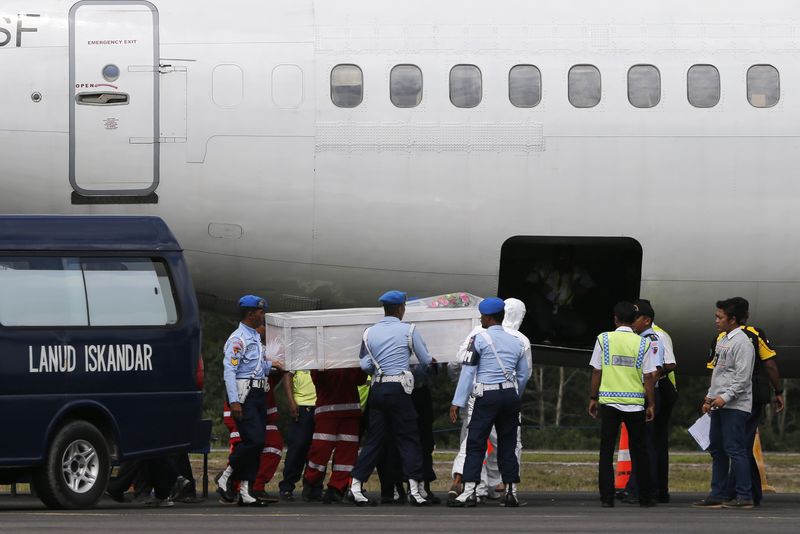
left=688, top=413, right=712, bottom=450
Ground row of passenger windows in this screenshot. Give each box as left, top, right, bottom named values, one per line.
left=330, top=63, right=781, bottom=109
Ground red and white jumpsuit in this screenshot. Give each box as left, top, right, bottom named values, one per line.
left=302, top=368, right=367, bottom=492
left=223, top=372, right=285, bottom=491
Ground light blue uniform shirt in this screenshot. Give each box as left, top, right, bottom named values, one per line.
left=452, top=325, right=529, bottom=407
left=223, top=322, right=270, bottom=403
left=359, top=316, right=432, bottom=375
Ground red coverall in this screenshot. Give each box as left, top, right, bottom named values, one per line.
left=223, top=373, right=285, bottom=491
left=302, top=368, right=367, bottom=492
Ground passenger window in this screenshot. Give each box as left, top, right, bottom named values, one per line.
left=687, top=65, right=720, bottom=108
left=0, top=257, right=88, bottom=327
left=747, top=65, right=779, bottom=108
left=212, top=64, right=244, bottom=108
left=390, top=64, right=423, bottom=108
left=450, top=65, right=482, bottom=108
left=330, top=64, right=363, bottom=108
left=82, top=258, right=177, bottom=326
left=568, top=65, right=601, bottom=108
left=628, top=65, right=661, bottom=108
left=509, top=65, right=542, bottom=108
left=272, top=64, right=304, bottom=109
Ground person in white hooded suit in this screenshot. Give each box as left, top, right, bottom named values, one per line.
left=447, top=298, right=533, bottom=504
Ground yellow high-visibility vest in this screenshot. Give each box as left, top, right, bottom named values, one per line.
left=598, top=331, right=650, bottom=406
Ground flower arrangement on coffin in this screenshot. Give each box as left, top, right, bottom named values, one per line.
left=427, top=292, right=476, bottom=308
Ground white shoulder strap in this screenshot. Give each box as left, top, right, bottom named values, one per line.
left=478, top=331, right=514, bottom=383
left=362, top=327, right=383, bottom=376
left=407, top=324, right=416, bottom=356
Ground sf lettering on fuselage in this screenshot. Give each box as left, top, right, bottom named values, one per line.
left=0, top=13, right=39, bottom=47
left=28, top=344, right=154, bottom=373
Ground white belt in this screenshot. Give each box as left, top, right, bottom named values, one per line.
left=237, top=378, right=266, bottom=389
left=374, top=374, right=404, bottom=383
left=481, top=381, right=516, bottom=391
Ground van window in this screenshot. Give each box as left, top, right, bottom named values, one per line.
left=82, top=258, right=176, bottom=326
left=0, top=257, right=88, bottom=326
left=0, top=256, right=178, bottom=327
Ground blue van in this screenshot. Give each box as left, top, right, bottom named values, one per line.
left=0, top=215, right=203, bottom=508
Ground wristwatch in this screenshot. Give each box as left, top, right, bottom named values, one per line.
left=589, top=395, right=598, bottom=401
left=775, top=389, right=784, bottom=396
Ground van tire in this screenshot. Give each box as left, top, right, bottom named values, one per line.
left=33, top=421, right=110, bottom=509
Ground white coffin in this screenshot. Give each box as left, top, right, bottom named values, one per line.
left=266, top=294, right=482, bottom=370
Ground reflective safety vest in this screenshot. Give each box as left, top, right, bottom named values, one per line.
left=598, top=331, right=650, bottom=406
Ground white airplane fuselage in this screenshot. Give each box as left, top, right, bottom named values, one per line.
left=1, top=0, right=799, bottom=373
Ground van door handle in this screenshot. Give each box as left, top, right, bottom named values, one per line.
left=75, top=92, right=130, bottom=106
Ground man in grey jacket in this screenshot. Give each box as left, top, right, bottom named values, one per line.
left=693, top=297, right=755, bottom=509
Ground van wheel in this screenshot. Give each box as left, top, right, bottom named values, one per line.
left=33, top=421, right=110, bottom=509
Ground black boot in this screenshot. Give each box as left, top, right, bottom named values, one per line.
left=501, top=483, right=519, bottom=507
left=322, top=487, right=344, bottom=504
left=424, top=481, right=441, bottom=505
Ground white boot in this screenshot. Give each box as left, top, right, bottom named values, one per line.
left=408, top=479, right=429, bottom=506
left=450, top=481, right=477, bottom=507
left=349, top=478, right=372, bottom=506
left=238, top=480, right=258, bottom=506
left=216, top=465, right=233, bottom=492
left=215, top=465, right=236, bottom=503
left=408, top=480, right=429, bottom=500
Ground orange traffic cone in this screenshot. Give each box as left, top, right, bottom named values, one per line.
left=615, top=424, right=632, bottom=491
left=484, top=439, right=494, bottom=465
left=753, top=429, right=776, bottom=493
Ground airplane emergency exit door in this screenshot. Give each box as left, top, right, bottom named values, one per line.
left=69, top=1, right=159, bottom=197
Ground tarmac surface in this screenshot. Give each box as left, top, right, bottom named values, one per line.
left=2, top=492, right=800, bottom=533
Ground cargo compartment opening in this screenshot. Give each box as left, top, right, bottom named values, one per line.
left=498, top=236, right=642, bottom=350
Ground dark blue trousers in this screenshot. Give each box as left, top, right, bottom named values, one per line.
left=279, top=405, right=317, bottom=494
left=463, top=388, right=521, bottom=484
left=709, top=408, right=751, bottom=500
left=625, top=387, right=662, bottom=498
left=228, top=388, right=266, bottom=483
left=726, top=404, right=763, bottom=504
left=351, top=382, right=423, bottom=482
left=653, top=378, right=677, bottom=499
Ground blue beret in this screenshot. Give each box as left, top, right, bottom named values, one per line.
left=478, top=297, right=505, bottom=315
left=239, top=294, right=267, bottom=309
left=379, top=290, right=407, bottom=305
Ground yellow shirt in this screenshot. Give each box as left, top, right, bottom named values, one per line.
left=292, top=370, right=317, bottom=406
left=358, top=380, right=370, bottom=410
left=707, top=325, right=776, bottom=369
